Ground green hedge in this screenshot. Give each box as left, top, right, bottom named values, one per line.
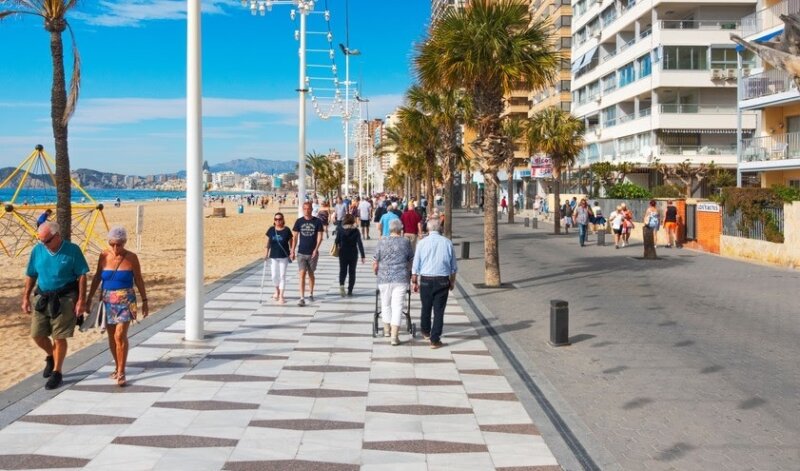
left=607, top=182, right=652, bottom=199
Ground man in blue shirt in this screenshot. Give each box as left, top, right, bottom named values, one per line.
left=22, top=221, right=89, bottom=390
left=377, top=202, right=401, bottom=238
left=411, top=218, right=457, bottom=349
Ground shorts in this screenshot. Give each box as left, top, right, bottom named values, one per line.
left=613, top=227, right=623, bottom=235
left=31, top=293, right=77, bottom=339
left=360, top=219, right=370, bottom=228
left=664, top=221, right=678, bottom=231
left=296, top=253, right=318, bottom=272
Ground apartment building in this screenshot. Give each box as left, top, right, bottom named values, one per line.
left=570, top=0, right=757, bottom=191
left=736, top=0, right=800, bottom=189
left=530, top=0, right=574, bottom=115
left=431, top=0, right=469, bottom=21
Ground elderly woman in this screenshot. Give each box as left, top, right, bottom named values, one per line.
left=373, top=218, right=413, bottom=345
left=87, top=226, right=148, bottom=387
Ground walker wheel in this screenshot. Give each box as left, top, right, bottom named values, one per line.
left=411, top=323, right=417, bottom=338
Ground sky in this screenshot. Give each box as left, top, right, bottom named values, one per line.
left=0, top=0, right=432, bottom=175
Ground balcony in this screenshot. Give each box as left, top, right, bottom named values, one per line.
left=660, top=145, right=737, bottom=156
left=741, top=0, right=800, bottom=37
left=659, top=104, right=738, bottom=114
left=660, top=19, right=740, bottom=30
left=741, top=68, right=797, bottom=101
left=741, top=131, right=800, bottom=162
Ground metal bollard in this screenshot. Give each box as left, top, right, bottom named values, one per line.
left=524, top=217, right=530, bottom=227
left=461, top=241, right=470, bottom=259
left=549, top=300, right=570, bottom=347
left=597, top=229, right=606, bottom=246
left=531, top=218, right=538, bottom=229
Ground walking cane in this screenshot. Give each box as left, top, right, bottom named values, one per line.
left=259, top=259, right=268, bottom=304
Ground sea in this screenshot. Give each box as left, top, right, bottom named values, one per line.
left=0, top=188, right=261, bottom=205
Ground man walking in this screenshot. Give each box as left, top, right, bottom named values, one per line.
left=291, top=202, right=323, bottom=306
left=378, top=202, right=401, bottom=238
left=401, top=201, right=423, bottom=250
left=22, top=221, right=89, bottom=390
left=411, top=218, right=457, bottom=349
left=357, top=196, right=373, bottom=240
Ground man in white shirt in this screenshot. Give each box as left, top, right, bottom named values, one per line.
left=357, top=197, right=373, bottom=240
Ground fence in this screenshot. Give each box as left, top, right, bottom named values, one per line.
left=722, top=207, right=785, bottom=242
left=594, top=198, right=663, bottom=221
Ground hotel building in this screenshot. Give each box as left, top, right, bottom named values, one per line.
left=570, top=0, right=757, bottom=192
left=736, top=0, right=800, bottom=189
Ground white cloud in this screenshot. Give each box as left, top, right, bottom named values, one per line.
left=73, top=0, right=230, bottom=28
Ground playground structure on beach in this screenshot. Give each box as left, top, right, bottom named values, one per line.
left=0, top=145, right=109, bottom=257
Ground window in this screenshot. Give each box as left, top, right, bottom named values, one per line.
left=575, top=27, right=586, bottom=45
left=602, top=106, right=617, bottom=127
left=560, top=80, right=571, bottom=92
left=710, top=47, right=737, bottom=69
left=574, top=0, right=586, bottom=17
left=561, top=37, right=572, bottom=49
left=602, top=72, right=617, bottom=92
left=557, top=15, right=572, bottom=28
left=561, top=102, right=572, bottom=111
left=637, top=53, right=651, bottom=79
left=618, top=62, right=635, bottom=87
left=601, top=6, right=617, bottom=26
left=587, top=80, right=600, bottom=98
left=562, top=0, right=571, bottom=5
left=789, top=180, right=800, bottom=189
left=561, top=59, right=571, bottom=70
left=663, top=46, right=708, bottom=70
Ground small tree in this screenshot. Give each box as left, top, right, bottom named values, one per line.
left=654, top=159, right=715, bottom=198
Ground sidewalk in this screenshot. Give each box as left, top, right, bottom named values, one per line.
left=0, top=236, right=561, bottom=471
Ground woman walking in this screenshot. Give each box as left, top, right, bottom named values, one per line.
left=573, top=199, right=594, bottom=247
left=318, top=200, right=331, bottom=239
left=87, top=226, right=148, bottom=387
left=335, top=214, right=365, bottom=296
left=265, top=212, right=292, bottom=304
left=373, top=219, right=413, bottom=345
left=610, top=205, right=625, bottom=249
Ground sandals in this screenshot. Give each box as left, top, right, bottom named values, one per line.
left=109, top=371, right=118, bottom=380
left=116, top=373, right=127, bottom=387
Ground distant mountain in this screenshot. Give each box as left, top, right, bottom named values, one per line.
left=209, top=158, right=297, bottom=175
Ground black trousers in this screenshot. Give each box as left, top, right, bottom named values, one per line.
left=339, top=256, right=357, bottom=293
left=419, top=276, right=450, bottom=342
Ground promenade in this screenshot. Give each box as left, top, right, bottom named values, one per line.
left=453, top=209, right=800, bottom=470
left=0, top=235, right=560, bottom=471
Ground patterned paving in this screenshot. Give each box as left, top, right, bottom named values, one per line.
left=0, top=238, right=561, bottom=470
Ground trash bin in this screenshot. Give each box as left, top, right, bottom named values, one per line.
left=237, top=204, right=244, bottom=214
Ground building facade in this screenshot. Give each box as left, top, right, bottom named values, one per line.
left=570, top=0, right=757, bottom=191
left=736, top=0, right=800, bottom=189
left=431, top=0, right=469, bottom=20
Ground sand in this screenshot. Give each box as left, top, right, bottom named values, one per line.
left=0, top=199, right=291, bottom=391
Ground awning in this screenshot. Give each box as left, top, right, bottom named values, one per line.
left=736, top=28, right=783, bottom=51
left=659, top=128, right=754, bottom=134
left=580, top=46, right=599, bottom=69
left=571, top=54, right=584, bottom=73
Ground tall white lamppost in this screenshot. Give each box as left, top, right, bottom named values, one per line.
left=242, top=0, right=314, bottom=216
left=355, top=95, right=370, bottom=196
left=185, top=0, right=204, bottom=341
left=340, top=43, right=360, bottom=196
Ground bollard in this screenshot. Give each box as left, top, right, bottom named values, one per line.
left=461, top=241, right=470, bottom=259
left=549, top=300, right=570, bottom=347
left=524, top=217, right=530, bottom=227
left=532, top=218, right=538, bottom=229
left=597, top=229, right=606, bottom=246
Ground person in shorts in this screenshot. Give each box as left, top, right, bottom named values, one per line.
left=358, top=196, right=373, bottom=240
left=663, top=200, right=679, bottom=248
left=22, top=221, right=89, bottom=390
left=291, top=202, right=323, bottom=306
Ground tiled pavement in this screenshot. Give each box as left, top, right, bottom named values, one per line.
left=0, top=237, right=561, bottom=471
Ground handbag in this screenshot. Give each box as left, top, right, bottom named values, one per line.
left=329, top=242, right=339, bottom=257
left=80, top=300, right=106, bottom=333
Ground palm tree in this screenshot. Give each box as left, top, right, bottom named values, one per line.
left=384, top=119, right=428, bottom=200
left=526, top=107, right=585, bottom=235
left=1, top=1, right=82, bottom=240
left=502, top=117, right=526, bottom=225
left=305, top=151, right=327, bottom=196
left=416, top=0, right=558, bottom=286
left=396, top=105, right=437, bottom=206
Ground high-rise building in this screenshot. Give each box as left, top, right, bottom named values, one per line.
left=736, top=0, right=800, bottom=189
left=431, top=0, right=469, bottom=21
left=570, top=0, right=757, bottom=193
left=529, top=0, right=574, bottom=115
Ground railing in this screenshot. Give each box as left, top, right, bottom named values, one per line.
left=659, top=104, right=738, bottom=114
left=723, top=207, right=784, bottom=242
left=660, top=19, right=740, bottom=30
left=741, top=0, right=800, bottom=37
left=659, top=145, right=736, bottom=156
left=741, top=131, right=800, bottom=162
left=741, top=68, right=798, bottom=100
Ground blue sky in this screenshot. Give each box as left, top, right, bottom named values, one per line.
left=0, top=0, right=431, bottom=175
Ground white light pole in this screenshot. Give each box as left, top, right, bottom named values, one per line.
left=340, top=43, right=360, bottom=196
left=241, top=0, right=314, bottom=216
left=186, top=0, right=204, bottom=341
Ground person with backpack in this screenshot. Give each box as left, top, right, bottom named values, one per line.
left=644, top=200, right=661, bottom=244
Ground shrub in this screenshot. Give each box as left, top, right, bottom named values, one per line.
left=651, top=184, right=683, bottom=198
left=771, top=184, right=800, bottom=202
left=607, top=182, right=652, bottom=199
left=720, top=187, right=784, bottom=243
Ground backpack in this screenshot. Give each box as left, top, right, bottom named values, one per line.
left=647, top=212, right=659, bottom=229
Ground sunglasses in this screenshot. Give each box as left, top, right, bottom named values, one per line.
left=274, top=218, right=284, bottom=222
left=39, top=234, right=56, bottom=245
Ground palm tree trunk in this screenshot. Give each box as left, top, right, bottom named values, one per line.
left=443, top=174, right=454, bottom=239
left=426, top=166, right=435, bottom=212
left=465, top=170, right=472, bottom=209
left=552, top=171, right=562, bottom=235
left=483, top=174, right=501, bottom=287
left=50, top=31, right=72, bottom=241
left=507, top=167, right=515, bottom=224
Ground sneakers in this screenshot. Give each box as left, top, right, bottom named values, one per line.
left=45, top=371, right=63, bottom=390
left=383, top=323, right=391, bottom=337
left=430, top=341, right=444, bottom=350
left=422, top=332, right=431, bottom=340
left=297, top=298, right=306, bottom=307
left=43, top=356, right=54, bottom=378
left=339, top=286, right=345, bottom=297
left=309, top=294, right=315, bottom=302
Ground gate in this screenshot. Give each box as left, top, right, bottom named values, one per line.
left=685, top=203, right=697, bottom=240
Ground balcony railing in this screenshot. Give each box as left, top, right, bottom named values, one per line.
left=741, top=131, right=800, bottom=162
left=659, top=104, right=738, bottom=114
left=741, top=68, right=798, bottom=100
left=660, top=145, right=737, bottom=156
left=660, top=19, right=740, bottom=30
left=741, top=0, right=800, bottom=36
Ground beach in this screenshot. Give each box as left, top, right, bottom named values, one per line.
left=0, top=199, right=285, bottom=391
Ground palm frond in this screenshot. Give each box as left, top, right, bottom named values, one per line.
left=62, top=21, right=81, bottom=125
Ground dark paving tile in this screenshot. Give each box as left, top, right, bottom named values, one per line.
left=268, top=388, right=367, bottom=398
left=451, top=350, right=491, bottom=356
left=367, top=405, right=472, bottom=415
left=283, top=365, right=370, bottom=373
left=19, top=414, right=136, bottom=425
left=152, top=400, right=260, bottom=410
left=0, top=454, right=90, bottom=469
left=309, top=320, right=367, bottom=325
left=372, top=357, right=453, bottom=364
left=242, top=325, right=305, bottom=330
left=445, top=334, right=481, bottom=340
left=363, top=440, right=487, bottom=454
left=205, top=353, right=289, bottom=361
left=224, top=460, right=359, bottom=471
left=70, top=384, right=170, bottom=393
left=249, top=419, right=363, bottom=430
left=371, top=378, right=462, bottom=386
left=480, top=423, right=540, bottom=435
left=225, top=338, right=298, bottom=344
left=303, top=332, right=371, bottom=338
left=445, top=322, right=475, bottom=327
left=459, top=369, right=503, bottom=376
left=468, top=392, right=519, bottom=401
left=183, top=374, right=276, bottom=382
left=112, top=435, right=238, bottom=448
left=293, top=347, right=371, bottom=353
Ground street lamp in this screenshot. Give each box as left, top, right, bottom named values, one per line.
left=340, top=43, right=360, bottom=196
left=241, top=0, right=315, bottom=216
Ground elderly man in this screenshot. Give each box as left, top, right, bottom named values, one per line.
left=22, top=221, right=89, bottom=390
left=411, top=218, right=457, bottom=349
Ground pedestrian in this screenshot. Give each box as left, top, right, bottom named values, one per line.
left=358, top=196, right=373, bottom=240
left=561, top=200, right=574, bottom=233
left=609, top=205, right=625, bottom=249
left=36, top=208, right=52, bottom=228
left=573, top=198, right=594, bottom=247
left=335, top=214, right=365, bottom=297
left=621, top=203, right=634, bottom=246
left=533, top=196, right=541, bottom=218
left=318, top=200, right=331, bottom=239
left=291, top=201, right=324, bottom=306
left=333, top=196, right=346, bottom=231
left=591, top=201, right=605, bottom=234
left=570, top=196, right=578, bottom=210
left=411, top=218, right=457, bottom=349
left=401, top=201, right=423, bottom=251
left=21, top=221, right=89, bottom=390
left=378, top=202, right=401, bottom=238
left=373, top=198, right=387, bottom=234
left=265, top=212, right=292, bottom=304
left=500, top=196, right=508, bottom=214
left=87, top=226, right=148, bottom=387
left=644, top=200, right=661, bottom=244
left=663, top=200, right=679, bottom=248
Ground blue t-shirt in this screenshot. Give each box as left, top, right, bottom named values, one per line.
left=266, top=226, right=293, bottom=259
left=26, top=240, right=90, bottom=291
left=292, top=216, right=323, bottom=255
left=379, top=211, right=400, bottom=237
